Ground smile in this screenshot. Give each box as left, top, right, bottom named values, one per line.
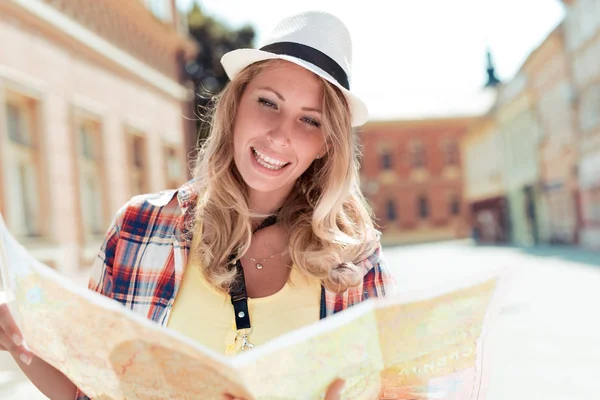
left=252, top=147, right=290, bottom=170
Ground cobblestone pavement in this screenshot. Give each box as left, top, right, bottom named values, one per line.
left=1, top=242, right=598, bottom=399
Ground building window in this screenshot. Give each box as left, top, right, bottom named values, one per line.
left=7, top=103, right=31, bottom=145
left=410, top=141, right=426, bottom=168
left=77, top=119, right=105, bottom=237
left=381, top=151, right=392, bottom=170
left=129, top=132, right=149, bottom=195
left=4, top=96, right=41, bottom=237
left=418, top=195, right=429, bottom=219
left=386, top=199, right=397, bottom=221
left=164, top=145, right=183, bottom=188
left=443, top=139, right=459, bottom=166
left=450, top=193, right=461, bottom=216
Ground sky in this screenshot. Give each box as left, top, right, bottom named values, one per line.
left=176, top=0, right=565, bottom=120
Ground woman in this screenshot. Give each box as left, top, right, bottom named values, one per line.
left=0, top=10, right=396, bottom=400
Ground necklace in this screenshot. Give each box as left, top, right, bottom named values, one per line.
left=241, top=248, right=288, bottom=270
left=242, top=212, right=287, bottom=270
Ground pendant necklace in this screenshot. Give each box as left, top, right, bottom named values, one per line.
left=241, top=248, right=288, bottom=270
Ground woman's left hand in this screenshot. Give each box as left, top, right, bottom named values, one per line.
left=322, top=378, right=345, bottom=399
left=223, top=378, right=345, bottom=400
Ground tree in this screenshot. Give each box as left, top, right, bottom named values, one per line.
left=184, top=3, right=256, bottom=141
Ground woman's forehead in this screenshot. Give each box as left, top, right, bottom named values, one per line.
left=252, top=60, right=322, bottom=88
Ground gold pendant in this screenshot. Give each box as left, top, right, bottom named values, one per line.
left=256, top=263, right=263, bottom=270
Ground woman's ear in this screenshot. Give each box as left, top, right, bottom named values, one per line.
left=317, top=142, right=330, bottom=159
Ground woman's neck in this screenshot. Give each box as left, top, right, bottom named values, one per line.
left=247, top=186, right=290, bottom=217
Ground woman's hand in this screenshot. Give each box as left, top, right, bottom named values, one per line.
left=223, top=378, right=346, bottom=400
left=0, top=302, right=33, bottom=364
left=0, top=301, right=77, bottom=399
left=322, top=378, right=345, bottom=399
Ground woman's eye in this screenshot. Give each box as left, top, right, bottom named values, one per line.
left=258, top=98, right=277, bottom=109
left=302, top=117, right=321, bottom=128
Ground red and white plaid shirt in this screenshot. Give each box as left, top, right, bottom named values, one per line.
left=75, top=180, right=396, bottom=399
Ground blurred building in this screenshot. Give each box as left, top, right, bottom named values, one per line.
left=460, top=53, right=509, bottom=245
left=524, top=24, right=581, bottom=245
left=462, top=113, right=510, bottom=244
left=494, top=70, right=547, bottom=246
left=0, top=0, right=198, bottom=277
left=561, top=0, right=600, bottom=249
left=359, top=117, right=475, bottom=245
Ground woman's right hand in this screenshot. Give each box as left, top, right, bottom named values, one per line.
left=0, top=302, right=32, bottom=365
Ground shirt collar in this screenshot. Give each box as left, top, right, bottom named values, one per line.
left=176, top=179, right=199, bottom=215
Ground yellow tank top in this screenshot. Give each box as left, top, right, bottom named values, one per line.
left=167, top=228, right=322, bottom=356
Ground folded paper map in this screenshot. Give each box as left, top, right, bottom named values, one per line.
left=0, top=213, right=507, bottom=400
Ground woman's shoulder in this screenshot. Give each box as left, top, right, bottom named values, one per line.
left=353, top=239, right=384, bottom=276
left=112, top=181, right=198, bottom=235
left=350, top=227, right=383, bottom=268
left=353, top=236, right=398, bottom=296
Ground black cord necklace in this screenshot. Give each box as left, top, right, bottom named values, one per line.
left=229, top=213, right=279, bottom=351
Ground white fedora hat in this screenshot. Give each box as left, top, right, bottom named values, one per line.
left=220, top=11, right=369, bottom=127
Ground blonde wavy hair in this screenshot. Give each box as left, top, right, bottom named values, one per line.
left=190, top=59, right=379, bottom=293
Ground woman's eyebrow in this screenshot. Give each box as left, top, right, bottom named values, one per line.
left=258, top=86, right=285, bottom=101
left=301, top=106, right=322, bottom=114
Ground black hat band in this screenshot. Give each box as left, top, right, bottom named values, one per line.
left=259, top=42, right=350, bottom=90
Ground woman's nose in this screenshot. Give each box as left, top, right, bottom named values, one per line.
left=267, top=120, right=292, bottom=146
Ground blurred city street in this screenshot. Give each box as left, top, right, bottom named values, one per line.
left=1, top=241, right=599, bottom=399
left=389, top=241, right=600, bottom=400
left=1, top=0, right=599, bottom=399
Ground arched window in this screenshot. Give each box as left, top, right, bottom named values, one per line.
left=410, top=141, right=426, bottom=168
left=443, top=139, right=459, bottom=166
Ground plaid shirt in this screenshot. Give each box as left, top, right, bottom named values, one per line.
left=75, top=180, right=396, bottom=399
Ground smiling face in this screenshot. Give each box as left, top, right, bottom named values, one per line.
left=232, top=61, right=327, bottom=201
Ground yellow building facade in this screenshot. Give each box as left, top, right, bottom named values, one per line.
left=495, top=72, right=548, bottom=246
left=524, top=24, right=580, bottom=244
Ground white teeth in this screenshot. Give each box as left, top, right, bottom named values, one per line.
left=252, top=148, right=288, bottom=170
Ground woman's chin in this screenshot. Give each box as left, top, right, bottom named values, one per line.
left=244, top=179, right=291, bottom=195
left=242, top=172, right=297, bottom=198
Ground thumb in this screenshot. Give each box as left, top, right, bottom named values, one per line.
left=324, top=378, right=345, bottom=400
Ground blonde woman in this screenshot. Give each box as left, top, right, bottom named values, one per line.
left=0, top=11, right=396, bottom=400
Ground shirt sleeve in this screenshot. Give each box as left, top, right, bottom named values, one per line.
left=358, top=244, right=398, bottom=300
left=73, top=204, right=126, bottom=400
left=327, top=244, right=398, bottom=315
left=87, top=200, right=129, bottom=296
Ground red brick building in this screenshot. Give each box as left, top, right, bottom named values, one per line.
left=359, top=117, right=475, bottom=245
